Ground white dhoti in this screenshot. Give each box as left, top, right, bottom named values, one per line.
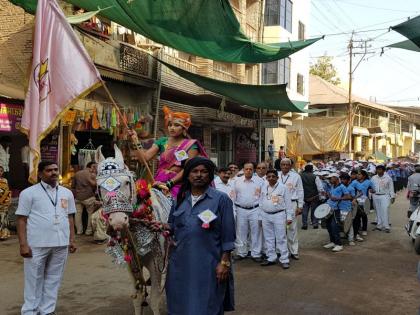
left=287, top=201, right=299, bottom=256
left=236, top=207, right=262, bottom=258
left=91, top=208, right=109, bottom=241
left=372, top=195, right=391, bottom=229
left=75, top=196, right=97, bottom=235
left=22, top=246, right=68, bottom=315
left=262, top=210, right=289, bottom=263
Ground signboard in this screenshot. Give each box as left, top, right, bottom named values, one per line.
left=260, top=118, right=279, bottom=128
left=41, top=132, right=59, bottom=162
left=0, top=103, right=23, bottom=132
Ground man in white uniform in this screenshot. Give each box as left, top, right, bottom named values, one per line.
left=16, top=161, right=77, bottom=315
left=233, top=162, right=264, bottom=262
left=260, top=169, right=293, bottom=269
left=371, top=164, right=395, bottom=233
left=279, top=159, right=304, bottom=260
left=215, top=167, right=235, bottom=216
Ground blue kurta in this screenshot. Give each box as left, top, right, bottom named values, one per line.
left=166, top=187, right=236, bottom=315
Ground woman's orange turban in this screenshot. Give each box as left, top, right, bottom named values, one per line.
left=163, top=106, right=191, bottom=129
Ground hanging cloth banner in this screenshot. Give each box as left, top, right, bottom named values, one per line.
left=157, top=58, right=304, bottom=112
left=389, top=15, right=420, bottom=51
left=10, top=0, right=323, bottom=64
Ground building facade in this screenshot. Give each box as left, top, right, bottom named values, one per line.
left=262, top=0, right=311, bottom=160
left=308, top=75, right=417, bottom=161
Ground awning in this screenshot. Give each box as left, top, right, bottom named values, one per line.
left=10, top=0, right=322, bottom=64
left=158, top=59, right=304, bottom=112
left=387, top=39, right=420, bottom=52
left=389, top=15, right=420, bottom=51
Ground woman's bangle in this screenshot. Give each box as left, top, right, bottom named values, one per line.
left=166, top=180, right=174, bottom=189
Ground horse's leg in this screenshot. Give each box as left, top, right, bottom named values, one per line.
left=145, top=253, right=162, bottom=315
left=127, top=266, right=141, bottom=315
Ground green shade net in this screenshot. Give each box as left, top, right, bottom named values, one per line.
left=390, top=15, right=420, bottom=51
left=387, top=39, right=420, bottom=52
left=158, top=59, right=304, bottom=112
left=10, top=0, right=322, bottom=64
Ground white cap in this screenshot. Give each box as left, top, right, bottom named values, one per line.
left=327, top=173, right=340, bottom=178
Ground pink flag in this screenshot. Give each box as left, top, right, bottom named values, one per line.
left=21, top=0, right=101, bottom=183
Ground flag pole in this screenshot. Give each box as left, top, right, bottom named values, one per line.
left=100, top=80, right=154, bottom=181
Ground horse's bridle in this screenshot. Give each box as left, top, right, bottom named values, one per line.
left=96, top=160, right=136, bottom=215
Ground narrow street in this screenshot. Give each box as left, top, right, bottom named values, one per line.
left=1, top=192, right=419, bottom=315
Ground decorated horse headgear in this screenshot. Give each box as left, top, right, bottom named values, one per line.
left=163, top=105, right=191, bottom=129
left=95, top=144, right=136, bottom=215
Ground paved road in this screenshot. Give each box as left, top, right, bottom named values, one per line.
left=1, top=192, right=419, bottom=315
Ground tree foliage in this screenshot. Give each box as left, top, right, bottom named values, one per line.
left=310, top=55, right=341, bottom=85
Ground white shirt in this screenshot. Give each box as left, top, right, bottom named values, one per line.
left=21, top=145, right=30, bottom=164
left=0, top=144, right=9, bottom=172
left=315, top=176, right=324, bottom=193
left=215, top=178, right=235, bottom=201
left=371, top=174, right=395, bottom=198
left=278, top=170, right=304, bottom=208
left=16, top=181, right=76, bottom=247
left=260, top=181, right=294, bottom=220
left=233, top=175, right=264, bottom=208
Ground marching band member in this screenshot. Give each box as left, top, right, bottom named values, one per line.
left=259, top=170, right=293, bottom=269
left=279, top=159, right=304, bottom=260
left=339, top=173, right=356, bottom=246
left=323, top=173, right=351, bottom=252
left=371, top=165, right=395, bottom=233
left=233, top=162, right=264, bottom=262
left=352, top=170, right=373, bottom=240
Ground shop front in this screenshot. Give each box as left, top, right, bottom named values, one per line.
left=0, top=99, right=29, bottom=192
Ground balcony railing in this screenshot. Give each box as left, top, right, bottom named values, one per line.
left=213, top=68, right=240, bottom=83
left=161, top=53, right=198, bottom=73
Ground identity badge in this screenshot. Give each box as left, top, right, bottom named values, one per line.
left=175, top=150, right=188, bottom=162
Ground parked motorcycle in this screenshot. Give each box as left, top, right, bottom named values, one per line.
left=406, top=206, right=420, bottom=254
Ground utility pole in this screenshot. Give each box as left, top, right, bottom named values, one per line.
left=347, top=33, right=375, bottom=156
left=348, top=34, right=353, bottom=154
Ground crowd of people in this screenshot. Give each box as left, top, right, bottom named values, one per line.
left=213, top=157, right=417, bottom=268
left=13, top=104, right=420, bottom=315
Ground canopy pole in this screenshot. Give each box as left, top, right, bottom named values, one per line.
left=258, top=108, right=262, bottom=163
left=100, top=80, right=154, bottom=180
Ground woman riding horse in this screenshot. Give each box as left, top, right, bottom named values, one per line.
left=129, top=106, right=207, bottom=198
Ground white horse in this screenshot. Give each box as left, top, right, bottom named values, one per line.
left=95, top=144, right=170, bottom=315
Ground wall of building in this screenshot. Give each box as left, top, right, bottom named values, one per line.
left=0, top=0, right=33, bottom=98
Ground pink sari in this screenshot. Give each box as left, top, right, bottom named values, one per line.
left=154, top=138, right=207, bottom=198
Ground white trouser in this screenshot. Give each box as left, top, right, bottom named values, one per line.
left=22, top=246, right=68, bottom=315
left=372, top=195, right=391, bottom=229
left=262, top=210, right=289, bottom=263
left=348, top=226, right=354, bottom=242
left=258, top=208, right=266, bottom=254
left=236, top=207, right=262, bottom=258
left=287, top=201, right=299, bottom=256
left=75, top=196, right=96, bottom=235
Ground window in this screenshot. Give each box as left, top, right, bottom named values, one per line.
left=297, top=73, right=304, bottom=95
left=262, top=58, right=291, bottom=84
left=298, top=21, right=305, bottom=40
left=262, top=61, right=278, bottom=84
left=264, top=0, right=280, bottom=26
left=264, top=0, right=293, bottom=32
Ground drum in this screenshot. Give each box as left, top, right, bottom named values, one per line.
left=314, top=203, right=333, bottom=220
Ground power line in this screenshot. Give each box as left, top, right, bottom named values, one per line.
left=314, top=0, right=420, bottom=13
left=312, top=1, right=347, bottom=33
